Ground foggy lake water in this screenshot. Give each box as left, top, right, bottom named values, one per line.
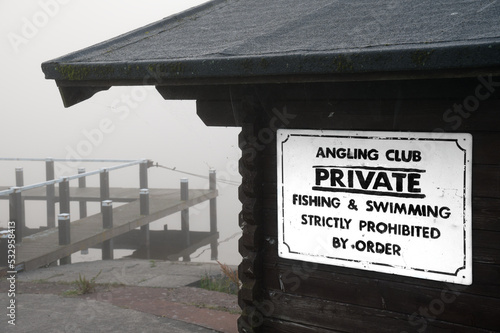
left=1, top=1, right=243, bottom=266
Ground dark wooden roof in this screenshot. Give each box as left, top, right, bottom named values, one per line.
left=42, top=0, right=500, bottom=106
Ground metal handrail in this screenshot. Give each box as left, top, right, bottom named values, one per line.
left=0, top=159, right=147, bottom=197
left=0, top=158, right=140, bottom=163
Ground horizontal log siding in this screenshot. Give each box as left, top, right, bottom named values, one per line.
left=235, top=77, right=500, bottom=332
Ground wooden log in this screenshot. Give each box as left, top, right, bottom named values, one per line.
left=100, top=168, right=110, bottom=210
left=237, top=98, right=269, bottom=333
left=209, top=169, right=218, bottom=260
left=140, top=160, right=148, bottom=189
left=102, top=200, right=113, bottom=260
left=59, top=177, right=70, bottom=214
left=78, top=168, right=87, bottom=219
left=78, top=168, right=89, bottom=255
left=280, top=99, right=500, bottom=133
left=261, top=318, right=344, bottom=333
left=261, top=291, right=492, bottom=332
left=262, top=262, right=500, bottom=327
left=181, top=178, right=190, bottom=262
left=58, top=213, right=71, bottom=265
left=164, top=79, right=500, bottom=102
left=261, top=246, right=500, bottom=298
left=46, top=159, right=56, bottom=228
left=140, top=188, right=150, bottom=257
left=9, top=188, right=23, bottom=243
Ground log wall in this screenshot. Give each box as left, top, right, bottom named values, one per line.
left=202, top=76, right=500, bottom=332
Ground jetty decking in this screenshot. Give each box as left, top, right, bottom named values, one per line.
left=0, top=158, right=220, bottom=272
left=12, top=188, right=217, bottom=271
left=0, top=186, right=154, bottom=202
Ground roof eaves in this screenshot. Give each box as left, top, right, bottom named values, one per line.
left=44, top=39, right=500, bottom=84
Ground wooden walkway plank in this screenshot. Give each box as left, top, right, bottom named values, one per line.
left=0, top=187, right=179, bottom=202
left=16, top=188, right=218, bottom=271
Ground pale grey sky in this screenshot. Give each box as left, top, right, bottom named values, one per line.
left=1, top=1, right=242, bottom=264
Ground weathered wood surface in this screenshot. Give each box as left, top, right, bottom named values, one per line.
left=232, top=78, right=500, bottom=332
left=16, top=189, right=217, bottom=271
left=168, top=79, right=500, bottom=103
left=0, top=187, right=172, bottom=202
left=261, top=291, right=494, bottom=333
left=261, top=262, right=499, bottom=328
left=199, top=98, right=500, bottom=130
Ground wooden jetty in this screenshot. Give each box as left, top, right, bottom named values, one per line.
left=0, top=159, right=219, bottom=272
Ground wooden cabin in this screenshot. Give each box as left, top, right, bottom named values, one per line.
left=42, top=0, right=500, bottom=331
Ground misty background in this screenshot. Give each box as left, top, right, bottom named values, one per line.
left=0, top=0, right=242, bottom=265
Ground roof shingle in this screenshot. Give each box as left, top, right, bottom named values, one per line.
left=42, top=0, right=500, bottom=106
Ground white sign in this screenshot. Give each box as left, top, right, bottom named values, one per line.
left=277, top=129, right=472, bottom=285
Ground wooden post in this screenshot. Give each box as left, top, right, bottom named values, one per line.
left=140, top=189, right=150, bottom=258
left=100, top=168, right=110, bottom=212
left=140, top=160, right=148, bottom=189
left=59, top=177, right=70, bottom=215
left=78, top=168, right=89, bottom=255
left=102, top=200, right=113, bottom=260
left=15, top=167, right=24, bottom=187
left=181, top=178, right=190, bottom=261
left=209, top=169, right=218, bottom=260
left=9, top=187, right=23, bottom=243
left=58, top=213, right=71, bottom=265
left=140, top=189, right=149, bottom=215
left=46, top=158, right=56, bottom=228
left=100, top=168, right=112, bottom=258
left=78, top=168, right=87, bottom=218
left=139, top=162, right=150, bottom=255
left=15, top=168, right=26, bottom=237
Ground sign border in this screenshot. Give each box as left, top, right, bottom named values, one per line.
left=277, top=129, right=472, bottom=285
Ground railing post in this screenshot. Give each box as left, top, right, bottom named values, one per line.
left=59, top=177, right=70, bottom=215
left=140, top=189, right=149, bottom=216
left=181, top=178, right=190, bottom=262
left=140, top=189, right=150, bottom=258
left=9, top=187, right=23, bottom=243
left=102, top=200, right=113, bottom=260
left=209, top=169, right=218, bottom=260
left=58, top=213, right=71, bottom=265
left=15, top=168, right=26, bottom=236
left=78, top=168, right=87, bottom=218
left=140, top=160, right=148, bottom=189
left=15, top=167, right=24, bottom=187
left=78, top=167, right=89, bottom=255
left=46, top=158, right=56, bottom=228
left=100, top=169, right=110, bottom=212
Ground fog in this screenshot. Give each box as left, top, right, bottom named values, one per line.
left=0, top=1, right=242, bottom=265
